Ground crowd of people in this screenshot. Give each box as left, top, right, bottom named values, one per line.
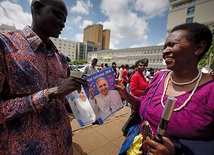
left=0, top=0, right=213, bottom=154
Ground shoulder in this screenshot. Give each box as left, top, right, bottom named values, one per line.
left=84, top=65, right=90, bottom=70
left=0, top=29, right=22, bottom=40
left=95, top=93, right=101, bottom=98
left=199, top=73, right=214, bottom=90
left=109, top=90, right=120, bottom=97
left=152, top=70, right=169, bottom=80
left=132, top=71, right=141, bottom=77
left=110, top=90, right=119, bottom=93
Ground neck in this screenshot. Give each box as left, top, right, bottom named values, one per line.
left=171, top=68, right=199, bottom=83
left=31, top=24, right=49, bottom=43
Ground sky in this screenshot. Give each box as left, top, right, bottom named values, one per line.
left=0, top=0, right=170, bottom=49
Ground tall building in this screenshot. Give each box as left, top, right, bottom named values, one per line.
left=76, top=41, right=101, bottom=60
left=167, top=0, right=214, bottom=32
left=83, top=24, right=110, bottom=50
left=102, top=29, right=111, bottom=50
left=50, top=37, right=77, bottom=61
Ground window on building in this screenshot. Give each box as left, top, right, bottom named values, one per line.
left=186, top=17, right=194, bottom=23
left=187, top=6, right=195, bottom=14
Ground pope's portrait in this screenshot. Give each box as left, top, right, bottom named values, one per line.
left=89, top=77, right=123, bottom=117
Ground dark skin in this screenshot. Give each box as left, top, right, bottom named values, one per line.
left=115, top=29, right=212, bottom=155
left=31, top=0, right=88, bottom=99
left=31, top=0, right=67, bottom=43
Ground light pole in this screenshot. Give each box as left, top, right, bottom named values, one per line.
left=208, top=53, right=213, bottom=73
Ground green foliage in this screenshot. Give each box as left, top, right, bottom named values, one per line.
left=70, top=59, right=87, bottom=65
left=198, top=37, right=214, bottom=71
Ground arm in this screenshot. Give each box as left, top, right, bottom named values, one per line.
left=0, top=75, right=88, bottom=122
left=83, top=65, right=89, bottom=75
left=114, top=79, right=140, bottom=109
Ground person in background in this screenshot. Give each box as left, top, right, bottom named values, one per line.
left=112, top=62, right=119, bottom=79
left=146, top=67, right=155, bottom=83
left=125, top=64, right=136, bottom=106
left=115, top=22, right=214, bottom=155
left=122, top=64, right=129, bottom=88
left=100, top=63, right=104, bottom=70
left=104, top=63, right=109, bottom=68
left=130, top=60, right=149, bottom=97
left=118, top=64, right=124, bottom=80
left=0, top=0, right=88, bottom=154
left=142, top=58, right=149, bottom=76
left=83, top=58, right=98, bottom=77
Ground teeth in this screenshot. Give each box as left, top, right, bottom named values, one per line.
left=165, top=57, right=172, bottom=60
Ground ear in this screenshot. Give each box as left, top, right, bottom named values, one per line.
left=32, top=0, right=44, bottom=14
left=194, top=41, right=206, bottom=56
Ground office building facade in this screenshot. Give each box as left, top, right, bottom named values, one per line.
left=0, top=24, right=16, bottom=31
left=83, top=24, right=111, bottom=50
left=167, top=0, right=214, bottom=32
left=88, top=45, right=166, bottom=70
left=50, top=38, right=77, bottom=61
left=76, top=42, right=101, bottom=60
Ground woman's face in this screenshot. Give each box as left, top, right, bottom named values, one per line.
left=137, top=63, right=146, bottom=73
left=78, top=91, right=86, bottom=101
left=162, top=30, right=197, bottom=71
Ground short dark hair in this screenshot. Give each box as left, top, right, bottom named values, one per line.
left=171, top=22, right=212, bottom=60
left=92, top=58, right=98, bottom=62
left=135, top=59, right=147, bottom=67
left=125, top=64, right=129, bottom=69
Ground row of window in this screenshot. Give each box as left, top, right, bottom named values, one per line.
left=186, top=6, right=195, bottom=23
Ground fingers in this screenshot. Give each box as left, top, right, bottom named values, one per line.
left=145, top=136, right=175, bottom=155
left=70, top=76, right=88, bottom=86
left=57, top=76, right=89, bottom=97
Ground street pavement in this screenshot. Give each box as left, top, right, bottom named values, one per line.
left=68, top=106, right=131, bottom=155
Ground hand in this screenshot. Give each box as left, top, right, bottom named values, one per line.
left=89, top=84, right=95, bottom=99
left=145, top=136, right=175, bottom=155
left=114, top=79, right=128, bottom=99
left=49, top=76, right=88, bottom=99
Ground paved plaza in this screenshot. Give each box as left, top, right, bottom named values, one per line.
left=69, top=106, right=131, bottom=155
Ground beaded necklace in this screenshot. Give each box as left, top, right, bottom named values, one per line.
left=161, top=70, right=202, bottom=111
left=169, top=68, right=201, bottom=86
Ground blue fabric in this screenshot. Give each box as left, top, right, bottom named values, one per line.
left=174, top=139, right=214, bottom=155
left=119, top=72, right=167, bottom=155
left=77, top=120, right=84, bottom=127
left=98, top=118, right=104, bottom=124
left=119, top=124, right=141, bottom=154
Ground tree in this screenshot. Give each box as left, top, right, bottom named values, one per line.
left=70, top=59, right=88, bottom=65
left=198, top=34, right=214, bottom=72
